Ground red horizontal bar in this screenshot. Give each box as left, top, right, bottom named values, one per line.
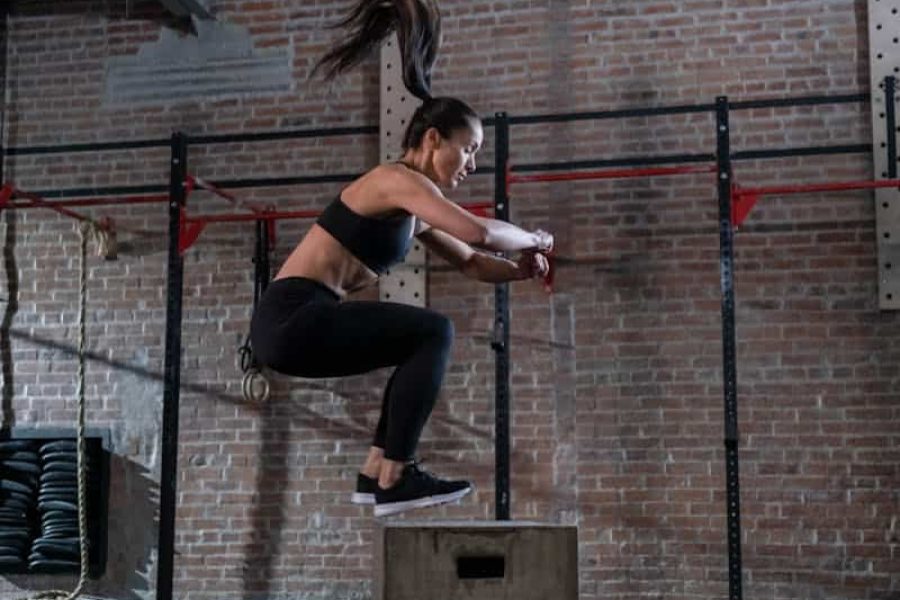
left=7, top=186, right=96, bottom=225
left=733, top=179, right=900, bottom=198
left=4, top=194, right=168, bottom=209
left=730, top=178, right=900, bottom=228
left=508, top=164, right=716, bottom=185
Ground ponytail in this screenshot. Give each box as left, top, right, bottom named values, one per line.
left=402, top=97, right=479, bottom=151
left=313, top=0, right=441, bottom=101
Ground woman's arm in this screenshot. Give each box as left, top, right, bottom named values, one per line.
left=476, top=217, right=553, bottom=254
left=464, top=250, right=550, bottom=283
left=417, top=228, right=549, bottom=283
left=389, top=166, right=553, bottom=253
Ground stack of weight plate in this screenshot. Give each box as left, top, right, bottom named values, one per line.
left=0, top=440, right=39, bottom=572
left=29, top=440, right=83, bottom=573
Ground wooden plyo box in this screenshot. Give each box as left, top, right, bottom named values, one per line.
left=375, top=521, right=578, bottom=600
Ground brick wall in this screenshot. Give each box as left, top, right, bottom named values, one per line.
left=1, top=0, right=897, bottom=599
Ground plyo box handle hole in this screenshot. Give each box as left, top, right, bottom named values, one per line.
left=456, top=555, right=506, bottom=580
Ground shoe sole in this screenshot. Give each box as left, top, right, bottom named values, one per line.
left=350, top=492, right=375, bottom=505
left=374, top=486, right=472, bottom=517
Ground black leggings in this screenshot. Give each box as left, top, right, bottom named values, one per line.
left=249, top=277, right=454, bottom=462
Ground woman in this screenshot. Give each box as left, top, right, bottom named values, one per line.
left=250, top=0, right=553, bottom=518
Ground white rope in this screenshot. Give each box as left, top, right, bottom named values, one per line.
left=18, top=222, right=96, bottom=600
left=71, top=222, right=91, bottom=598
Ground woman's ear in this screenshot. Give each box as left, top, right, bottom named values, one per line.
left=423, top=127, right=443, bottom=150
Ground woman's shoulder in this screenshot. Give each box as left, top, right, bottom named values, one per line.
left=341, top=163, right=421, bottom=216
left=369, top=161, right=423, bottom=183
left=355, top=162, right=436, bottom=198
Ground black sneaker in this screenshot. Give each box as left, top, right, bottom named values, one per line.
left=374, top=462, right=472, bottom=517
left=350, top=473, right=378, bottom=505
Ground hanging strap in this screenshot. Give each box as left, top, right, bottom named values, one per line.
left=239, top=219, right=271, bottom=403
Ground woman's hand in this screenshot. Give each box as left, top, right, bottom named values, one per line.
left=532, top=229, right=554, bottom=253
left=517, top=250, right=551, bottom=280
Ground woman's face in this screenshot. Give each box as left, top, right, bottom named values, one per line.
left=429, top=119, right=483, bottom=189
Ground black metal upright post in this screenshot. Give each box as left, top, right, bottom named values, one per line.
left=715, top=97, right=743, bottom=600
left=0, top=3, right=7, bottom=186
left=493, top=113, right=511, bottom=521
left=885, top=76, right=897, bottom=179
left=254, top=219, right=271, bottom=302
left=157, top=132, right=188, bottom=600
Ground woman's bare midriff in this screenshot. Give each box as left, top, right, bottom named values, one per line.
left=274, top=225, right=379, bottom=299
left=274, top=165, right=417, bottom=298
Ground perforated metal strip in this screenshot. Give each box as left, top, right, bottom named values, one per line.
left=869, top=0, right=900, bottom=309
left=379, top=35, right=427, bottom=306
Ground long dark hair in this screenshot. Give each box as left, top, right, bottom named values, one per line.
left=313, top=0, right=441, bottom=101
left=402, top=97, right=479, bottom=150
left=314, top=1, right=480, bottom=152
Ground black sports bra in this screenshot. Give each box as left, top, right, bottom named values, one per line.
left=316, top=195, right=415, bottom=274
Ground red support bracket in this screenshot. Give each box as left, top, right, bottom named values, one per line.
left=178, top=210, right=207, bottom=256
left=0, top=184, right=13, bottom=208
left=730, top=178, right=900, bottom=229
left=731, top=184, right=759, bottom=229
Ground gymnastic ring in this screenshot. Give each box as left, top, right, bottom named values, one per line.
left=242, top=369, right=270, bottom=404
